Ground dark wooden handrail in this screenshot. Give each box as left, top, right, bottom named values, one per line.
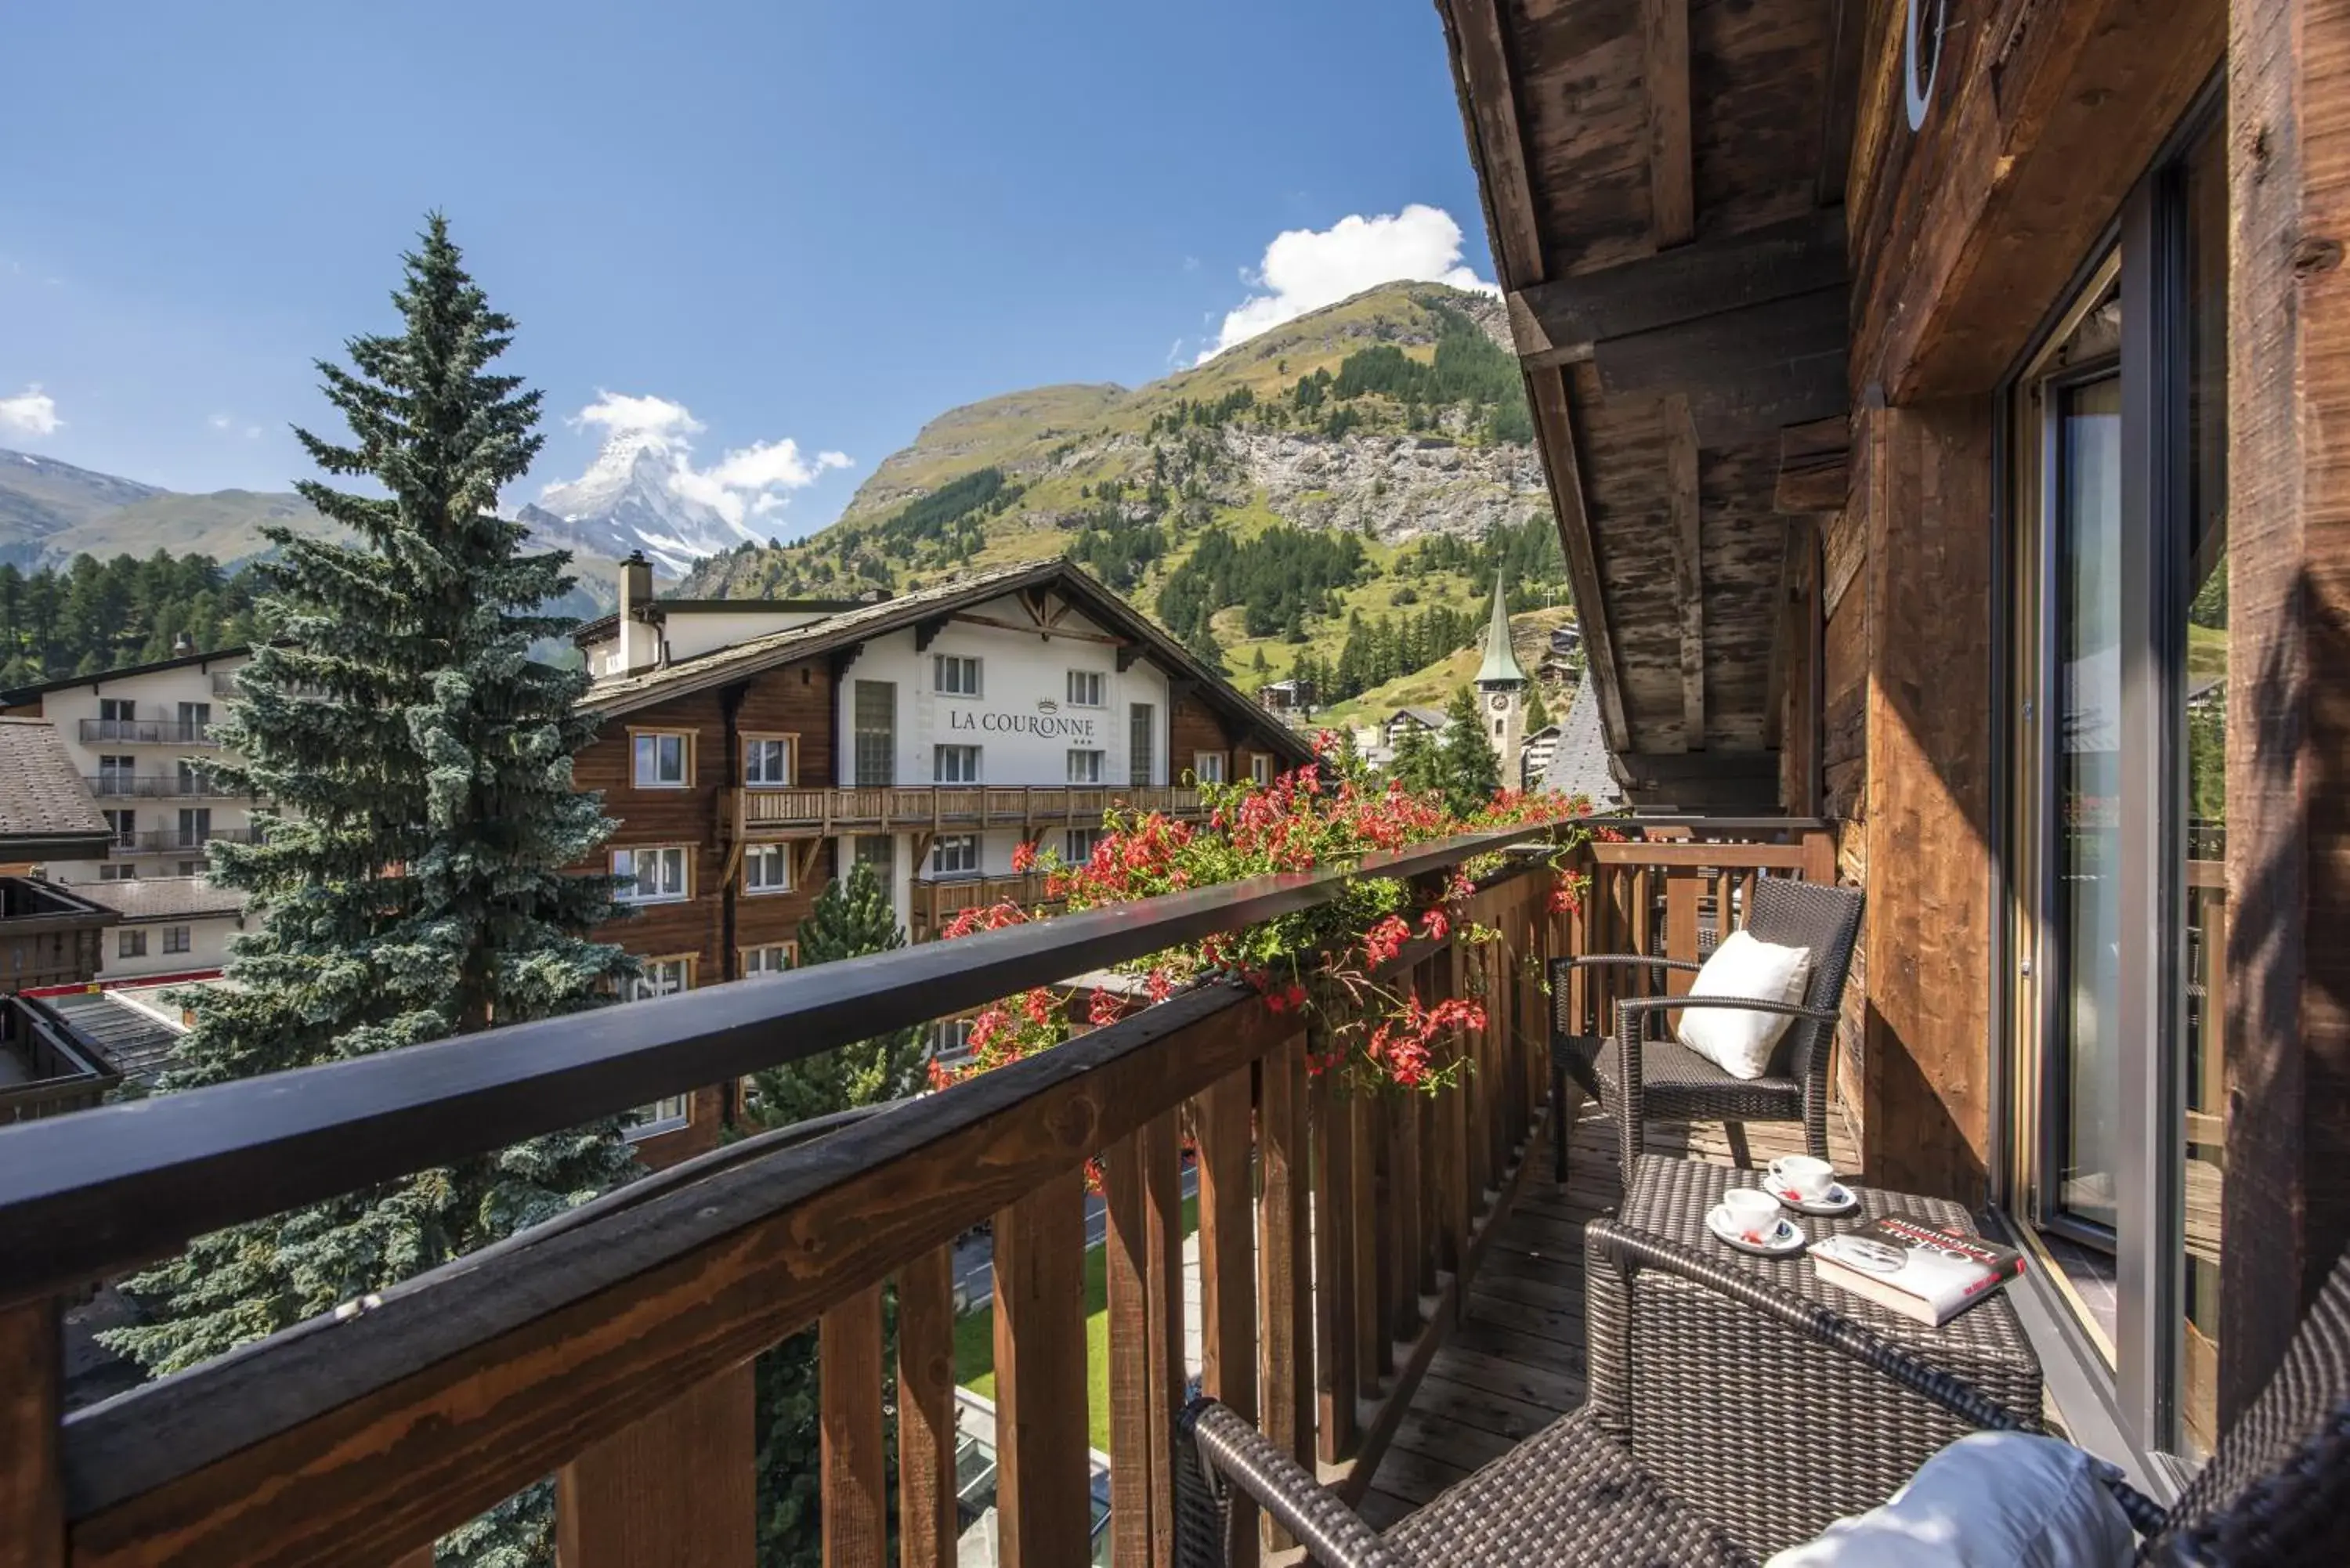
left=0, top=824, right=1545, bottom=1310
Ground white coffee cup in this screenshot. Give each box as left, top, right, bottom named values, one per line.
left=1773, top=1155, right=1838, bottom=1201
left=1722, top=1187, right=1781, bottom=1242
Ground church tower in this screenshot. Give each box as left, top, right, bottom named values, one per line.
left=1474, top=574, right=1530, bottom=781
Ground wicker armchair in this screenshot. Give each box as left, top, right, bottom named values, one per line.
left=1173, top=1230, right=2350, bottom=1566
left=1549, top=877, right=1864, bottom=1180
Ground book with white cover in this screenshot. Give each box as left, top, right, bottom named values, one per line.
left=1810, top=1216, right=2025, bottom=1327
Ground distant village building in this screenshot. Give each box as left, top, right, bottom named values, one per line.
left=0, top=654, right=258, bottom=980
left=1518, top=723, right=1562, bottom=788
left=1538, top=623, right=1584, bottom=681
left=1382, top=707, right=1448, bottom=751
left=1255, top=676, right=1315, bottom=715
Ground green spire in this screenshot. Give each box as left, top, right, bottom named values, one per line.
left=1475, top=573, right=1527, bottom=688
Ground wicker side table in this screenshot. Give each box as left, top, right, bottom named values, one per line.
left=1583, top=1154, right=2045, bottom=1558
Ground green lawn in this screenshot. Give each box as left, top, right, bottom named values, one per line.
left=956, top=1194, right=1199, bottom=1454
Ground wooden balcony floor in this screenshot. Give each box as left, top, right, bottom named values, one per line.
left=1357, top=1096, right=1864, bottom=1530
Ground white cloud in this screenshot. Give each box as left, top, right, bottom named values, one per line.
left=560, top=391, right=851, bottom=532
left=1198, top=204, right=1497, bottom=363
left=0, top=385, right=62, bottom=437
left=575, top=390, right=705, bottom=448
left=208, top=411, right=233, bottom=431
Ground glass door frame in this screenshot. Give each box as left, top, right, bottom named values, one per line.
left=1993, top=82, right=2220, bottom=1467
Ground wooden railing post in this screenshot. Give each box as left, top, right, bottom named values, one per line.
left=1195, top=1064, right=1259, bottom=1568
left=895, top=1246, right=959, bottom=1568
left=1354, top=1090, right=1389, bottom=1390
left=555, top=1360, right=755, bottom=1568
left=1254, top=1035, right=1313, bottom=1552
left=1, top=1301, right=63, bottom=1568
left=1104, top=1111, right=1185, bottom=1568
left=1311, top=1060, right=1358, bottom=1462
left=992, top=1169, right=1090, bottom=1568
left=819, top=1284, right=887, bottom=1568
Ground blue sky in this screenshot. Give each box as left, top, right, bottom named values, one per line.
left=1, top=0, right=1496, bottom=540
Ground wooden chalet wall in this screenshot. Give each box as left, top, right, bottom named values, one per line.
left=575, top=657, right=837, bottom=1164
left=1819, top=0, right=2223, bottom=1202
left=1171, top=692, right=1239, bottom=782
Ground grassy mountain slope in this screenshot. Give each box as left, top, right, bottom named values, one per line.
left=684, top=282, right=1572, bottom=710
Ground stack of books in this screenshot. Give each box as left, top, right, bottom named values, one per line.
left=1811, top=1216, right=2025, bottom=1327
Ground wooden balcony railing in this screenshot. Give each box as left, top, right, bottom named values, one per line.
left=82, top=773, right=244, bottom=800
left=0, top=998, right=121, bottom=1125
left=911, top=871, right=1063, bottom=938
left=0, top=877, right=116, bottom=993
left=732, top=783, right=1206, bottom=839
left=114, top=826, right=263, bottom=856
left=0, top=824, right=1570, bottom=1568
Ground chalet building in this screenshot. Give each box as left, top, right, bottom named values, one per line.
left=1434, top=0, right=2339, bottom=1485
left=573, top=555, right=1311, bottom=1162
left=0, top=645, right=259, bottom=978
left=0, top=719, right=121, bottom=1122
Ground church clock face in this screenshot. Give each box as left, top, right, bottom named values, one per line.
left=1489, top=693, right=1511, bottom=713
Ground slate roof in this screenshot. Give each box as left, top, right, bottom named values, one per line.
left=582, top=557, right=1314, bottom=764
left=1541, top=682, right=1625, bottom=811
left=0, top=719, right=111, bottom=858
left=69, top=876, right=247, bottom=924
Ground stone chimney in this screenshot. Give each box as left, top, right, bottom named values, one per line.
left=618, top=551, right=661, bottom=673
left=172, top=630, right=195, bottom=656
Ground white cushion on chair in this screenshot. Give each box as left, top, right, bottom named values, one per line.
left=1673, top=927, right=1813, bottom=1080
left=1763, top=1432, right=2135, bottom=1568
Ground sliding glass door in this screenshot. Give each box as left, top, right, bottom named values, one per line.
left=2004, top=103, right=2227, bottom=1469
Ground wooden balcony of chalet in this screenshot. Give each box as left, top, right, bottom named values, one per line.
left=729, top=783, right=1208, bottom=841
left=910, top=869, right=1061, bottom=941
left=0, top=814, right=1878, bottom=1568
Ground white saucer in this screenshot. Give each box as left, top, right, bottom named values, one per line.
left=1765, top=1162, right=1861, bottom=1216
left=1705, top=1204, right=1806, bottom=1256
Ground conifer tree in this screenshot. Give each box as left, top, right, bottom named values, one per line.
left=104, top=217, right=638, bottom=1561
left=1524, top=682, right=1553, bottom=733
left=741, top=860, right=924, bottom=1565
left=1389, top=720, right=1445, bottom=799
left=1440, top=685, right=1504, bottom=816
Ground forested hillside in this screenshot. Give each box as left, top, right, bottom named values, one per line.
left=0, top=551, right=264, bottom=688
left=682, top=281, right=1574, bottom=714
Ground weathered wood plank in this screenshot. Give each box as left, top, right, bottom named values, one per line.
left=1195, top=1068, right=1259, bottom=1568
left=1139, top=1111, right=1186, bottom=1566
left=1354, top=1090, right=1390, bottom=1389
left=1641, top=0, right=1693, bottom=247
left=992, top=1169, right=1091, bottom=1568
left=894, top=1247, right=958, bottom=1568
left=1254, top=1039, right=1311, bottom=1554
left=1, top=1302, right=63, bottom=1568
left=1662, top=392, right=1705, bottom=748
left=1102, top=1132, right=1155, bottom=1568
left=1311, top=1066, right=1358, bottom=1461
left=1507, top=211, right=1846, bottom=369
left=62, top=986, right=1294, bottom=1568
left=1528, top=369, right=1633, bottom=752
left=1437, top=0, right=1547, bottom=284
left=555, top=1360, right=754, bottom=1568
left=819, top=1287, right=887, bottom=1568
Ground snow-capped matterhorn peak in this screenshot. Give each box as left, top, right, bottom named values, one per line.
left=523, top=430, right=747, bottom=578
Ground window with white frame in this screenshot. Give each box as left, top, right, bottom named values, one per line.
left=119, top=929, right=147, bottom=958
left=743, top=735, right=793, bottom=786
left=1066, top=669, right=1104, bottom=707
left=164, top=925, right=192, bottom=955
left=99, top=864, right=137, bottom=882
left=632, top=731, right=691, bottom=788
left=1193, top=752, right=1226, bottom=784
left=931, top=834, right=980, bottom=877
left=613, top=846, right=689, bottom=904
left=626, top=1093, right=692, bottom=1140
left=931, top=1017, right=974, bottom=1062
left=934, top=744, right=982, bottom=784
left=934, top=653, right=982, bottom=697
left=629, top=956, right=692, bottom=1001
left=1064, top=827, right=1103, bottom=865
left=103, top=809, right=134, bottom=848
left=1067, top=748, right=1104, bottom=784
left=743, top=843, right=793, bottom=894
left=742, top=942, right=796, bottom=975
left=1249, top=753, right=1273, bottom=785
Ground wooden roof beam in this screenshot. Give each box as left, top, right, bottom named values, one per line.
left=1439, top=0, right=1546, bottom=285
left=1528, top=369, right=1633, bottom=753
left=1662, top=394, right=1704, bottom=750
left=1643, top=0, right=1694, bottom=248
left=1505, top=210, right=1846, bottom=370
left=1595, top=285, right=1849, bottom=445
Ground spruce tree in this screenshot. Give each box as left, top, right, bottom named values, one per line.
left=103, top=217, right=638, bottom=1563
left=1389, top=721, right=1445, bottom=799
left=741, top=860, right=924, bottom=1566
left=1440, top=685, right=1504, bottom=817
left=1524, top=682, right=1553, bottom=734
